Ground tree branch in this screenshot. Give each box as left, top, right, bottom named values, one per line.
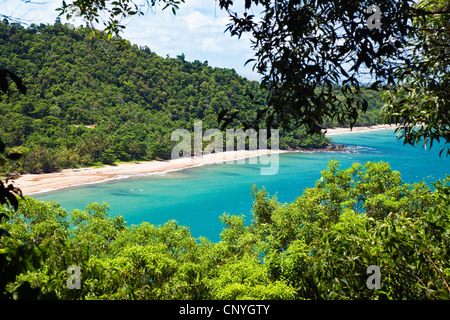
left=428, top=256, right=450, bottom=294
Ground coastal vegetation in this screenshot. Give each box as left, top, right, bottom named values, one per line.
left=0, top=21, right=384, bottom=174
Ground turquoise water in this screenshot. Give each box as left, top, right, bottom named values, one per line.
left=34, top=129, right=450, bottom=242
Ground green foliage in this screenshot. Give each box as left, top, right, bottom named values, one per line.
left=250, top=161, right=449, bottom=299
left=0, top=62, right=41, bottom=300
left=1, top=161, right=448, bottom=300
left=382, top=1, right=450, bottom=156
left=218, top=0, right=417, bottom=133
left=0, top=21, right=343, bottom=174
left=217, top=0, right=449, bottom=159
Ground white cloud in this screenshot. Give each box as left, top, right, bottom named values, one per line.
left=200, top=37, right=223, bottom=54
left=121, top=1, right=259, bottom=79
left=184, top=11, right=210, bottom=31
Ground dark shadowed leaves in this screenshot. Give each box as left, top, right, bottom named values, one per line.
left=0, top=69, right=27, bottom=97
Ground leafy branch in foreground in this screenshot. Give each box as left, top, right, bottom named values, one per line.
left=218, top=0, right=449, bottom=156
left=57, top=0, right=185, bottom=38
left=382, top=0, right=450, bottom=156
left=218, top=0, right=416, bottom=133
left=0, top=68, right=25, bottom=206
left=0, top=68, right=48, bottom=299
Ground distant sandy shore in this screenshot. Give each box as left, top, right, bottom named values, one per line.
left=324, top=124, right=399, bottom=136
left=13, top=124, right=399, bottom=195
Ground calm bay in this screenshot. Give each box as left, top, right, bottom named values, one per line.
left=34, top=129, right=450, bottom=242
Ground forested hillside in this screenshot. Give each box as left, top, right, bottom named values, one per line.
left=0, top=20, right=383, bottom=174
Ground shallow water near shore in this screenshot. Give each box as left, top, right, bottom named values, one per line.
left=34, top=129, right=450, bottom=242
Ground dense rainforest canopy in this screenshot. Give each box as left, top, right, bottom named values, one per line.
left=0, top=20, right=384, bottom=174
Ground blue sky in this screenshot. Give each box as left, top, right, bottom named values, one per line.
left=1, top=0, right=261, bottom=80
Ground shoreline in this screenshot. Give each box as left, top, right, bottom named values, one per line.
left=15, top=149, right=286, bottom=196
left=14, top=124, right=399, bottom=195
left=324, top=124, right=399, bottom=136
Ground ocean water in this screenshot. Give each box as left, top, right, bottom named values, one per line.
left=34, top=129, right=450, bottom=242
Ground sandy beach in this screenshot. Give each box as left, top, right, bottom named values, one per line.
left=324, top=124, right=399, bottom=136
left=14, top=149, right=286, bottom=195
left=13, top=124, right=400, bottom=195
